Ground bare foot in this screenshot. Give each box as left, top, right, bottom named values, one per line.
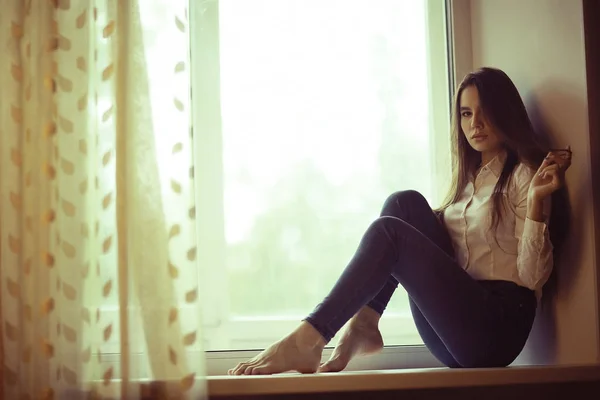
left=318, top=307, right=384, bottom=373
left=228, top=321, right=326, bottom=375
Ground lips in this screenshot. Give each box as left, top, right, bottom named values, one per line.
left=472, top=134, right=487, bottom=140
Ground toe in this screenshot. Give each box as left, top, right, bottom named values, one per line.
left=319, top=358, right=344, bottom=373
left=230, top=364, right=240, bottom=375
left=241, top=358, right=262, bottom=375
left=318, top=361, right=333, bottom=373
left=251, top=365, right=273, bottom=375
left=232, top=362, right=249, bottom=376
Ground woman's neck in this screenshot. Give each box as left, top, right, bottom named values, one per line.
left=480, top=149, right=504, bottom=167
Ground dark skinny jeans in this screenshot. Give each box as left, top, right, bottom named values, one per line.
left=305, top=190, right=537, bottom=368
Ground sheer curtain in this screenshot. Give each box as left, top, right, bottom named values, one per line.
left=0, top=0, right=205, bottom=398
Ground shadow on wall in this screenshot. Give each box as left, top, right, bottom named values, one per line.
left=515, top=80, right=585, bottom=365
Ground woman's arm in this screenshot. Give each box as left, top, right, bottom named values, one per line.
left=514, top=176, right=553, bottom=291
left=526, top=196, right=545, bottom=222
left=516, top=148, right=571, bottom=291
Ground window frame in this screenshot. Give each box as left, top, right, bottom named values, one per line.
left=189, top=0, right=459, bottom=375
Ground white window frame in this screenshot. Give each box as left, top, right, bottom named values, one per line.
left=187, top=0, right=458, bottom=376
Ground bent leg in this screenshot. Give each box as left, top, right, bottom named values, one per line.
left=306, top=215, right=516, bottom=367
left=368, top=190, right=454, bottom=314
left=230, top=192, right=528, bottom=375
left=364, top=191, right=461, bottom=367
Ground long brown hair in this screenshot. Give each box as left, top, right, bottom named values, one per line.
left=438, top=67, right=548, bottom=231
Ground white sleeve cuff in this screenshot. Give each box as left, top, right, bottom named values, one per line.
left=522, top=217, right=548, bottom=240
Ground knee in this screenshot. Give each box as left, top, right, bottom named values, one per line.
left=368, top=216, right=409, bottom=239
left=382, top=190, right=428, bottom=212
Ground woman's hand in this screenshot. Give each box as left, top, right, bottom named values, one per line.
left=528, top=146, right=572, bottom=202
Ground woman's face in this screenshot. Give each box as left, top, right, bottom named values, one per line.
left=459, top=85, right=504, bottom=161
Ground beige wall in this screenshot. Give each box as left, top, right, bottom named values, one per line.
left=467, top=0, right=599, bottom=364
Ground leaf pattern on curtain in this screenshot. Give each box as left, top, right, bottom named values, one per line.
left=0, top=0, right=205, bottom=398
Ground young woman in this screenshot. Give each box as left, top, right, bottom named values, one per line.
left=229, top=67, right=572, bottom=375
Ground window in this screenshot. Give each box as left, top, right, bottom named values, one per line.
left=85, top=0, right=452, bottom=381
left=191, top=0, right=452, bottom=368
left=96, top=0, right=451, bottom=378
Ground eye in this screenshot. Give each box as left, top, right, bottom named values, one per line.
left=461, top=111, right=472, bottom=118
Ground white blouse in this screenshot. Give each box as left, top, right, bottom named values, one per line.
left=443, top=152, right=553, bottom=300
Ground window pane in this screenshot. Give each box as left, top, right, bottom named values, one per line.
left=200, top=0, right=449, bottom=351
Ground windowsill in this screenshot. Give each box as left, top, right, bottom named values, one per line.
left=207, top=364, right=600, bottom=397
